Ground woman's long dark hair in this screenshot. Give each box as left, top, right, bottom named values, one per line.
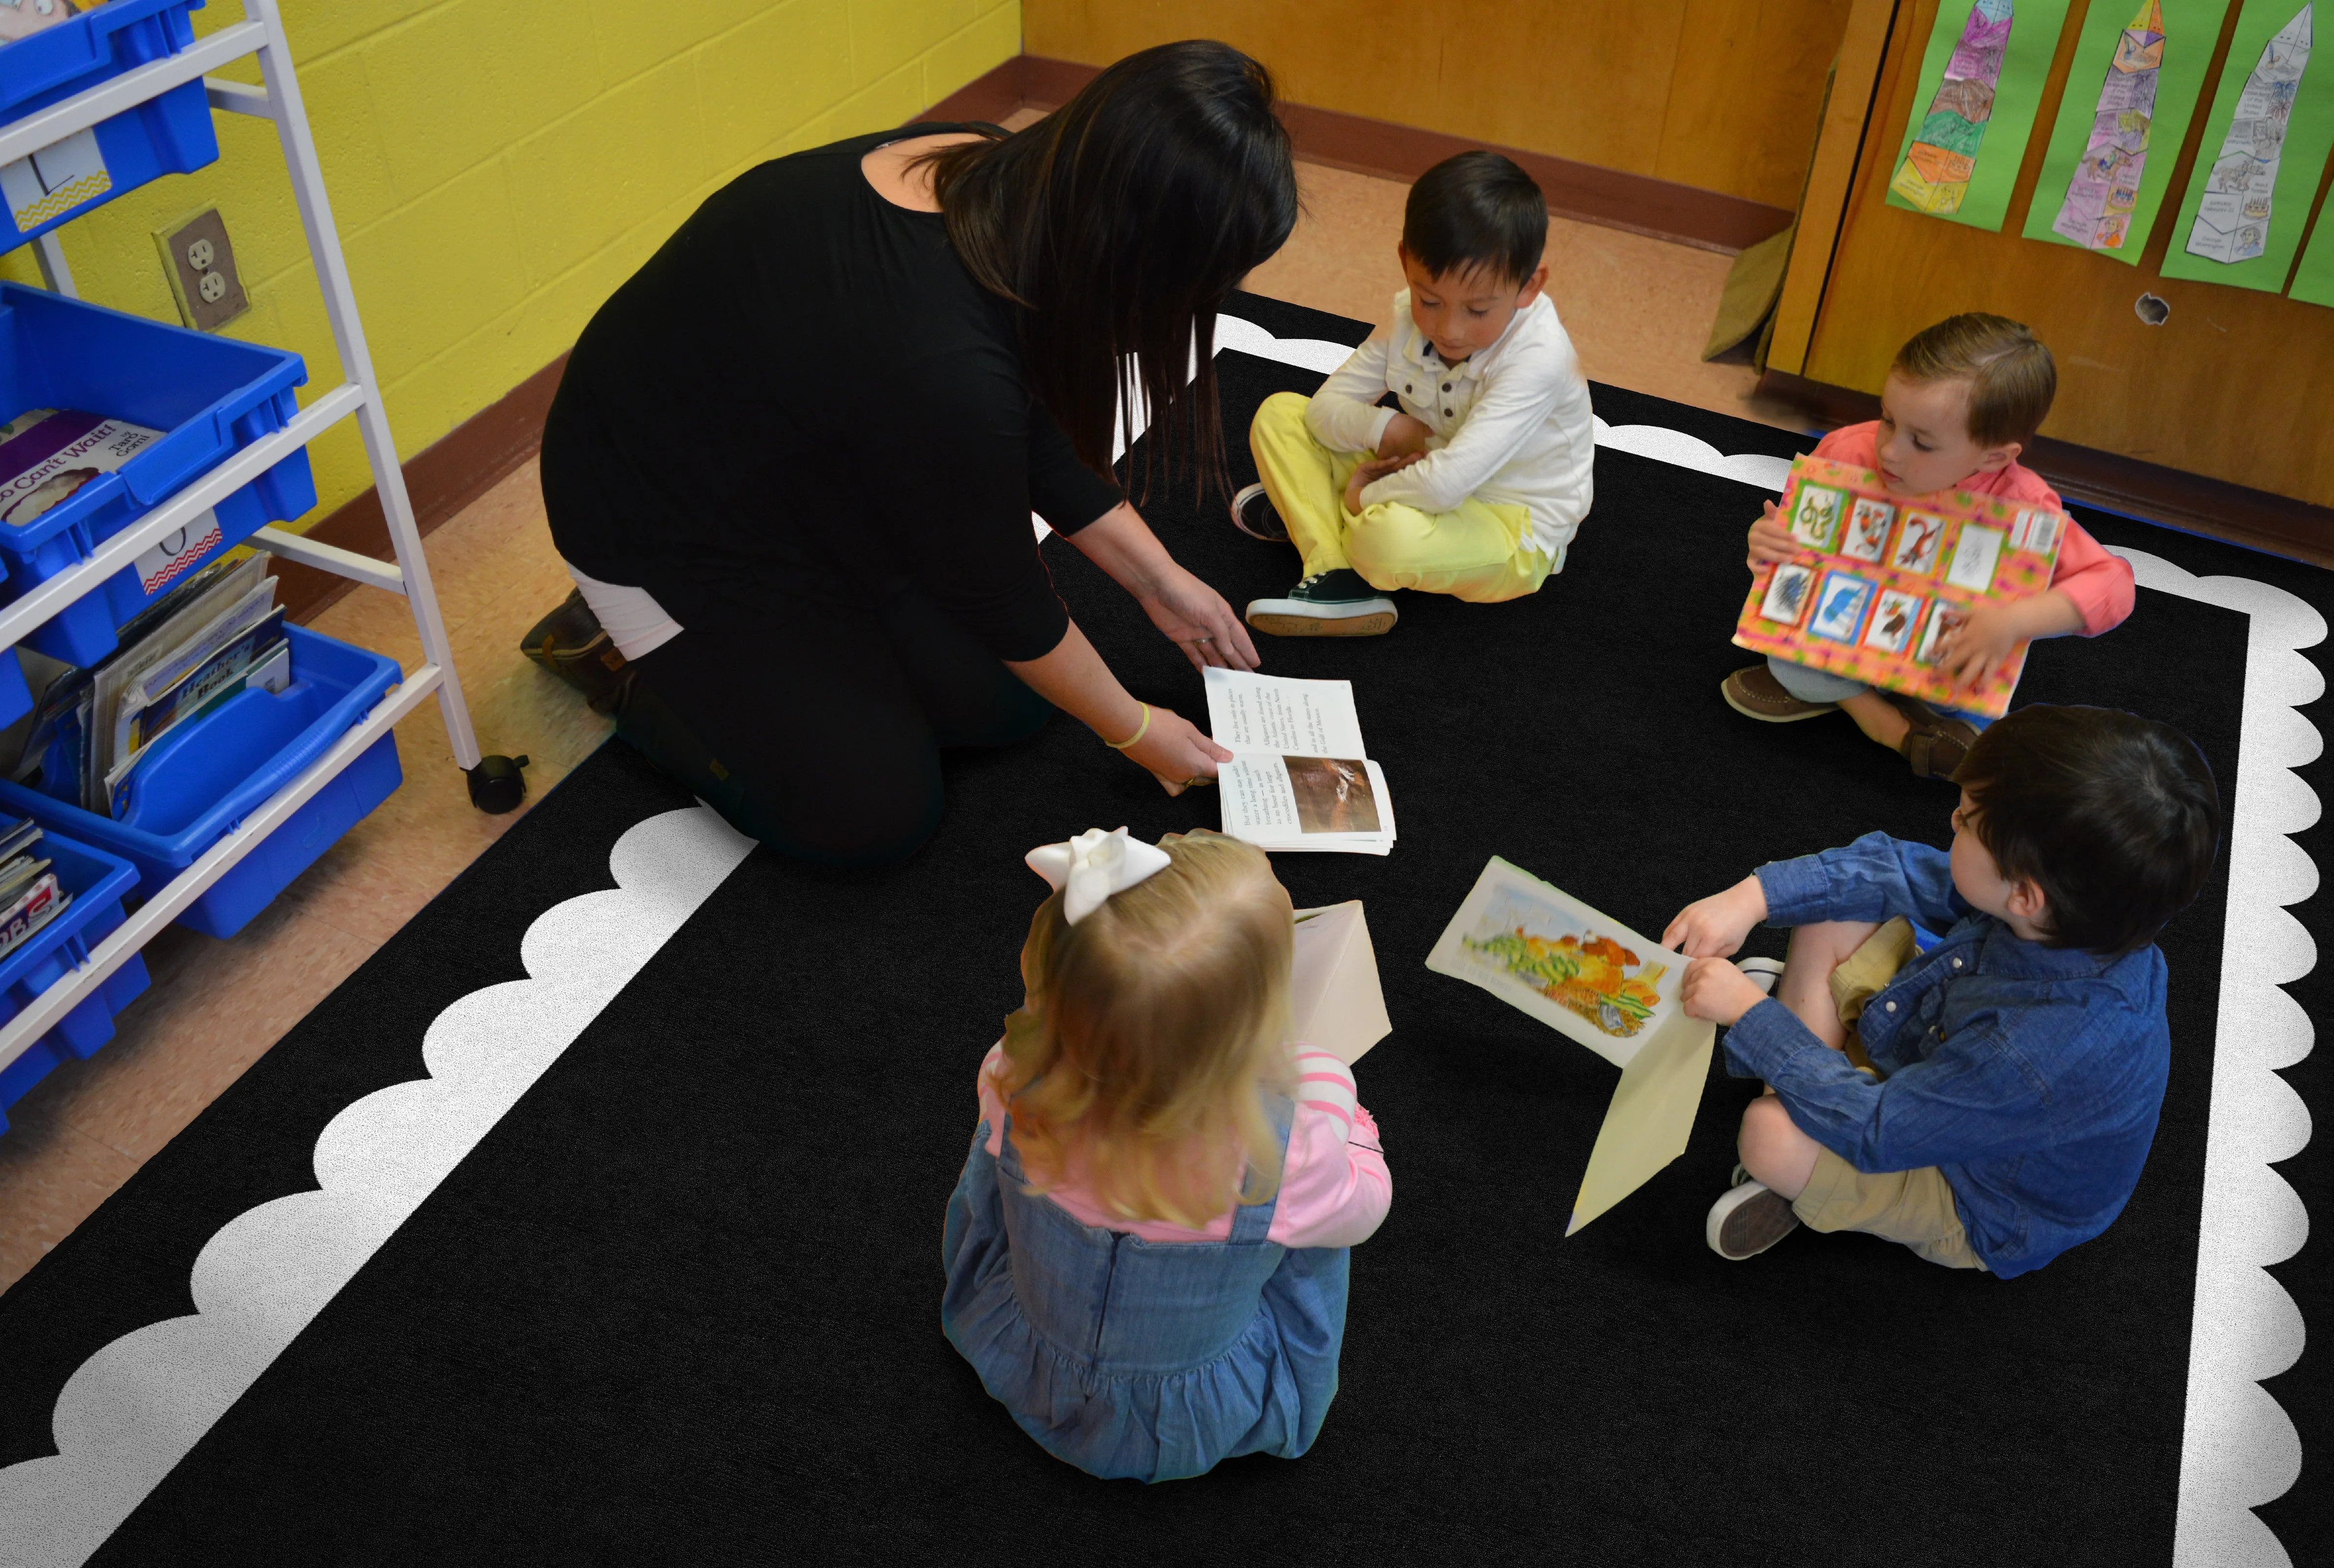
left=919, top=42, right=1299, bottom=500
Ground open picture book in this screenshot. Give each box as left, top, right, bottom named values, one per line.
left=1426, top=857, right=1714, bottom=1235
left=1203, top=668, right=1396, bottom=856
left=1731, top=455, right=2070, bottom=720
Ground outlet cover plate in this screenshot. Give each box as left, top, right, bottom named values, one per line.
left=155, top=207, right=247, bottom=332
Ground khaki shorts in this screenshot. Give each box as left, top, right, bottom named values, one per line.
left=1792, top=917, right=1987, bottom=1272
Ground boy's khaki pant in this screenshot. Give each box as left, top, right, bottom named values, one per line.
left=1790, top=917, right=1988, bottom=1271
left=1249, top=391, right=1554, bottom=600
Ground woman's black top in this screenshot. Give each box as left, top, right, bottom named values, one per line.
left=541, top=126, right=1123, bottom=663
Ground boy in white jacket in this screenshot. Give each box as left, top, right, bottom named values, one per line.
left=1238, top=152, right=1594, bottom=636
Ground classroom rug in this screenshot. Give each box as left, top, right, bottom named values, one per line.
left=0, top=293, right=2321, bottom=1567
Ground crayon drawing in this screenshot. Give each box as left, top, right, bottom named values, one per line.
left=1789, top=483, right=1848, bottom=551
left=1843, top=497, right=1895, bottom=562
left=1892, top=511, right=1948, bottom=574
left=1945, top=522, right=2006, bottom=590
left=1916, top=602, right=1969, bottom=664
left=1760, top=563, right=1816, bottom=624
left=1809, top=570, right=1876, bottom=643
left=1457, top=888, right=1668, bottom=1040
left=1865, top=589, right=1925, bottom=656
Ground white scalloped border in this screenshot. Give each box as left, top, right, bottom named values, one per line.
left=0, top=803, right=755, bottom=1567
left=1204, top=314, right=2320, bottom=1565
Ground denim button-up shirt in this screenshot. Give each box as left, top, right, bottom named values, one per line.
left=1725, top=833, right=2171, bottom=1278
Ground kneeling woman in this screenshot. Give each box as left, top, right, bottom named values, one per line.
left=540, top=44, right=1297, bottom=864
left=945, top=830, right=1392, bottom=1481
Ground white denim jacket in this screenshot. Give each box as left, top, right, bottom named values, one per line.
left=1304, top=290, right=1594, bottom=561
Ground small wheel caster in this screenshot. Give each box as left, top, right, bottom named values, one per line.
left=466, top=754, right=530, bottom=813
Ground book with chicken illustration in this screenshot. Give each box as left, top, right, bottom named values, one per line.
left=1427, top=857, right=1715, bottom=1235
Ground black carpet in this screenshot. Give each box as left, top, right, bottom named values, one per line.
left=0, top=292, right=2323, bottom=1564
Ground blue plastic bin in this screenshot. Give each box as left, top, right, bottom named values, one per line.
left=0, top=282, right=316, bottom=664
left=0, top=828, right=150, bottom=1137
left=0, top=646, right=27, bottom=732
left=1, top=1, right=217, bottom=254
left=0, top=625, right=403, bottom=940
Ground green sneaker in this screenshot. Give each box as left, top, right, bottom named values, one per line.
left=1245, top=569, right=1398, bottom=637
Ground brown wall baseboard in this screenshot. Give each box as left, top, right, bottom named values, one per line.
left=1758, top=369, right=2334, bottom=571
left=274, top=351, right=569, bottom=625
left=933, top=56, right=1795, bottom=255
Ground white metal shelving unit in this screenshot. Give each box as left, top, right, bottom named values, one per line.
left=0, top=0, right=517, bottom=1079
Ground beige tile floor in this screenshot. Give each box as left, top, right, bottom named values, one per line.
left=0, top=156, right=1801, bottom=1294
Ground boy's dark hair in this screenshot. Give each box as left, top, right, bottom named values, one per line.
left=1892, top=313, right=2057, bottom=450
left=1401, top=151, right=1548, bottom=287
left=1954, top=705, right=2220, bottom=956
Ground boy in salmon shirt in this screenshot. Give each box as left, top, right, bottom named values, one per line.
left=1722, top=315, right=2135, bottom=779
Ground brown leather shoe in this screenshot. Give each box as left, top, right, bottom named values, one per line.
left=1721, top=664, right=1838, bottom=722
left=1891, top=695, right=1979, bottom=780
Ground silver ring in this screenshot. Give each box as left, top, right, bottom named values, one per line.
left=1195, top=635, right=1213, bottom=644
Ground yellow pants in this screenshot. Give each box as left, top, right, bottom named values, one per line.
left=1249, top=391, right=1554, bottom=601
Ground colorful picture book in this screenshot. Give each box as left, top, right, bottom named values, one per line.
left=0, top=406, right=228, bottom=594
left=0, top=814, right=69, bottom=962
left=1731, top=456, right=2068, bottom=720
left=1425, top=857, right=1713, bottom=1236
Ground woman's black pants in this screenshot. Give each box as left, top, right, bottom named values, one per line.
left=616, top=572, right=1053, bottom=867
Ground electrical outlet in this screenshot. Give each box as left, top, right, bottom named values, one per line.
left=154, top=208, right=247, bottom=332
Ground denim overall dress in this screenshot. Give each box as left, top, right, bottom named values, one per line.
left=941, top=1100, right=1351, bottom=1482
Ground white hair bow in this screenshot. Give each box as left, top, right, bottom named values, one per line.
left=1026, top=827, right=1172, bottom=925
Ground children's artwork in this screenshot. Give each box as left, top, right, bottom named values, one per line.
left=1787, top=481, right=1847, bottom=550
left=1864, top=589, right=1925, bottom=656
left=2025, top=0, right=2231, bottom=262
left=2187, top=3, right=2312, bottom=263
left=1758, top=562, right=1816, bottom=624
left=1891, top=510, right=1949, bottom=573
left=2161, top=1, right=2334, bottom=292
left=1426, top=858, right=1715, bottom=1235
left=1808, top=570, right=1877, bottom=643
left=1732, top=455, right=2067, bottom=718
left=1843, top=496, right=1895, bottom=562
left=1886, top=0, right=2077, bottom=230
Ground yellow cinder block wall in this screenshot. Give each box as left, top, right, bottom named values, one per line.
left=0, top=0, right=1021, bottom=532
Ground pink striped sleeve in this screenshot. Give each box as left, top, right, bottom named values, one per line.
left=1267, top=1051, right=1392, bottom=1250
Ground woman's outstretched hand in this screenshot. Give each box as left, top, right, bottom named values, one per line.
left=1139, top=562, right=1261, bottom=672
left=1123, top=707, right=1232, bottom=796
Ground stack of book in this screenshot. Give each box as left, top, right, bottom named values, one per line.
left=0, top=814, right=67, bottom=960
left=6, top=552, right=289, bottom=818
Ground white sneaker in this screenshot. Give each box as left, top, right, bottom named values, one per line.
left=1706, top=1178, right=1801, bottom=1260
left=1229, top=482, right=1288, bottom=541
left=1739, top=956, right=1784, bottom=995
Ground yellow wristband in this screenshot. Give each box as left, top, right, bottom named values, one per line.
left=1105, top=703, right=1152, bottom=751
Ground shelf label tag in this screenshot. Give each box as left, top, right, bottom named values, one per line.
left=2, top=127, right=112, bottom=235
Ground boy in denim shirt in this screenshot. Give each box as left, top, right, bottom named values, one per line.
left=1663, top=705, right=2220, bottom=1275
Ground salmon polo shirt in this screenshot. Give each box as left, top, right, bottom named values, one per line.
left=1812, top=422, right=2135, bottom=637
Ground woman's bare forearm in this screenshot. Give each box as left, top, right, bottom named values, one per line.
left=1005, top=618, right=1144, bottom=741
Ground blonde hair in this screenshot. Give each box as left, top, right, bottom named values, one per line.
left=987, top=832, right=1295, bottom=1228
left=1892, top=313, right=2057, bottom=450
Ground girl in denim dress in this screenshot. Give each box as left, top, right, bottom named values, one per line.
left=942, top=829, right=1392, bottom=1482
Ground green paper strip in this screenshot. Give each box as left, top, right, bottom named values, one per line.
left=2023, top=0, right=2233, bottom=263
left=2292, top=203, right=2334, bottom=303
left=2160, top=0, right=2334, bottom=292
left=1887, top=0, right=2080, bottom=231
